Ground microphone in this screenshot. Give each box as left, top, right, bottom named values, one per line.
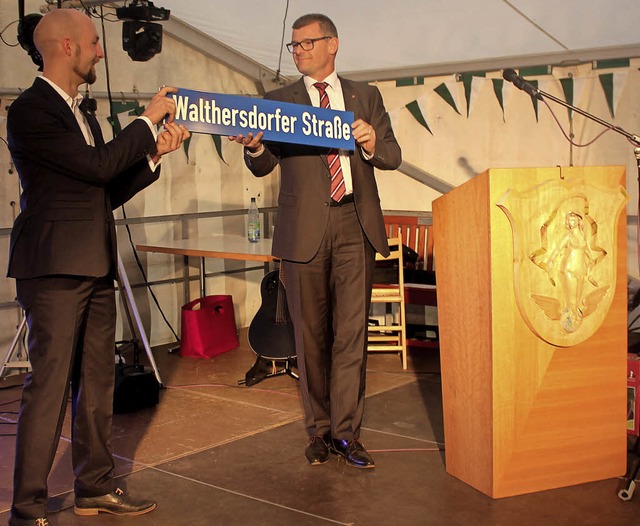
left=503, top=69, right=542, bottom=100
left=81, top=87, right=98, bottom=114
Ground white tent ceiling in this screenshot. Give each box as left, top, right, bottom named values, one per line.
left=157, top=0, right=640, bottom=82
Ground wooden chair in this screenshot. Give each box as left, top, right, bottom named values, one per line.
left=368, top=236, right=408, bottom=369
left=383, top=213, right=439, bottom=351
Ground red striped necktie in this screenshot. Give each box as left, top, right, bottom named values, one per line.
left=313, top=82, right=345, bottom=202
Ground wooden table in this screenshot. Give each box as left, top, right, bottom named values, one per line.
left=137, top=235, right=295, bottom=386
left=137, top=235, right=276, bottom=298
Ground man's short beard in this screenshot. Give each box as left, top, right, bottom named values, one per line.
left=84, top=68, right=97, bottom=84
left=73, top=64, right=97, bottom=85
left=73, top=46, right=97, bottom=85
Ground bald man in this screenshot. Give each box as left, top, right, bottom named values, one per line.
left=6, top=9, right=189, bottom=525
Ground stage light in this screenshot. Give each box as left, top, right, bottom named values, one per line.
left=116, top=1, right=170, bottom=62
left=17, top=12, right=43, bottom=70
left=121, top=20, right=163, bottom=62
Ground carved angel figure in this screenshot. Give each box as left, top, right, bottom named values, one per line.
left=530, top=210, right=608, bottom=333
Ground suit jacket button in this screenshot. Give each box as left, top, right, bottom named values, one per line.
left=324, top=201, right=330, bottom=207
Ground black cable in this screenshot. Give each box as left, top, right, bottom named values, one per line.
left=99, top=6, right=117, bottom=138
left=540, top=97, right=614, bottom=148
left=80, top=0, right=119, bottom=22
left=274, top=0, right=290, bottom=81
left=120, top=207, right=180, bottom=341
left=0, top=19, right=20, bottom=47
left=98, top=5, right=179, bottom=342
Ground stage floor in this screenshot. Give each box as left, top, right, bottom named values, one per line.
left=1, top=330, right=638, bottom=525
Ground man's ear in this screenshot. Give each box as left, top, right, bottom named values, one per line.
left=328, top=37, right=339, bottom=56
left=61, top=36, right=73, bottom=56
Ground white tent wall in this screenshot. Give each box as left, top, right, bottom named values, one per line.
left=0, top=3, right=279, bottom=353
left=1, top=4, right=639, bottom=354
left=374, top=62, right=640, bottom=276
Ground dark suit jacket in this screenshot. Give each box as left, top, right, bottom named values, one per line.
left=244, top=77, right=401, bottom=262
left=6, top=77, right=159, bottom=279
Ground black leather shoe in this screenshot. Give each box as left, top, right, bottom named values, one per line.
left=330, top=438, right=375, bottom=468
left=305, top=433, right=330, bottom=465
left=74, top=487, right=156, bottom=516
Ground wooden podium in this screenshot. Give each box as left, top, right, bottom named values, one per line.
left=432, top=166, right=628, bottom=498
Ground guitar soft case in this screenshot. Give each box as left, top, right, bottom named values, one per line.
left=248, top=270, right=296, bottom=360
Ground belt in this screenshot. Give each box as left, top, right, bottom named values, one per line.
left=329, top=194, right=355, bottom=207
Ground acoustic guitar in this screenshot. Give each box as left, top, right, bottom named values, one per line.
left=247, top=270, right=296, bottom=361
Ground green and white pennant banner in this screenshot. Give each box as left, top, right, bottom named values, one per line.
left=387, top=108, right=403, bottom=137
left=501, top=77, right=540, bottom=121
left=559, top=77, right=574, bottom=118
left=404, top=94, right=432, bottom=134
left=492, top=78, right=505, bottom=120
left=434, top=75, right=462, bottom=115
left=573, top=76, right=588, bottom=111
left=460, top=73, right=487, bottom=117
left=493, top=77, right=516, bottom=121
left=396, top=66, right=631, bottom=134
left=558, top=76, right=589, bottom=118
left=599, top=70, right=629, bottom=118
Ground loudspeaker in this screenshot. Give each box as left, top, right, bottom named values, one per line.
left=113, top=363, right=159, bottom=414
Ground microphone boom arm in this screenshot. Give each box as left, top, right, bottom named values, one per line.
left=504, top=67, right=640, bottom=273
left=534, top=87, right=640, bottom=147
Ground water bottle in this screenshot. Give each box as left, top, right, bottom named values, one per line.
left=247, top=197, right=260, bottom=243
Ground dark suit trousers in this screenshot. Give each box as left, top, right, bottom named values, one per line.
left=12, top=276, right=117, bottom=520
left=283, top=203, right=375, bottom=441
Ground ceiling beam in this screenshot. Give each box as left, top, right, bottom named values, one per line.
left=397, top=161, right=456, bottom=195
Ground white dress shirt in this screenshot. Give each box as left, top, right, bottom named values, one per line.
left=304, top=71, right=353, bottom=196
left=39, top=75, right=159, bottom=170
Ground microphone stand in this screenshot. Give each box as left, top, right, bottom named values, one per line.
left=532, top=86, right=640, bottom=149
left=512, top=79, right=640, bottom=501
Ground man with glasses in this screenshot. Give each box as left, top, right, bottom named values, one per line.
left=230, top=13, right=401, bottom=469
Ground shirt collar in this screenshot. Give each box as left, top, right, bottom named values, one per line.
left=39, top=75, right=83, bottom=110
left=304, top=70, right=340, bottom=92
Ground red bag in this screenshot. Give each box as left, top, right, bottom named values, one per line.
left=179, top=295, right=239, bottom=358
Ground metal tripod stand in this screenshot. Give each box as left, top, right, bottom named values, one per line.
left=0, top=252, right=162, bottom=385
left=0, top=313, right=28, bottom=379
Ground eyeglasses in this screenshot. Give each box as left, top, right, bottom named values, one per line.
left=286, top=36, right=332, bottom=53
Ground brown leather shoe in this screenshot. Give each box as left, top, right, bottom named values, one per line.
left=305, top=433, right=330, bottom=465
left=74, top=487, right=156, bottom=516
left=330, top=438, right=375, bottom=468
